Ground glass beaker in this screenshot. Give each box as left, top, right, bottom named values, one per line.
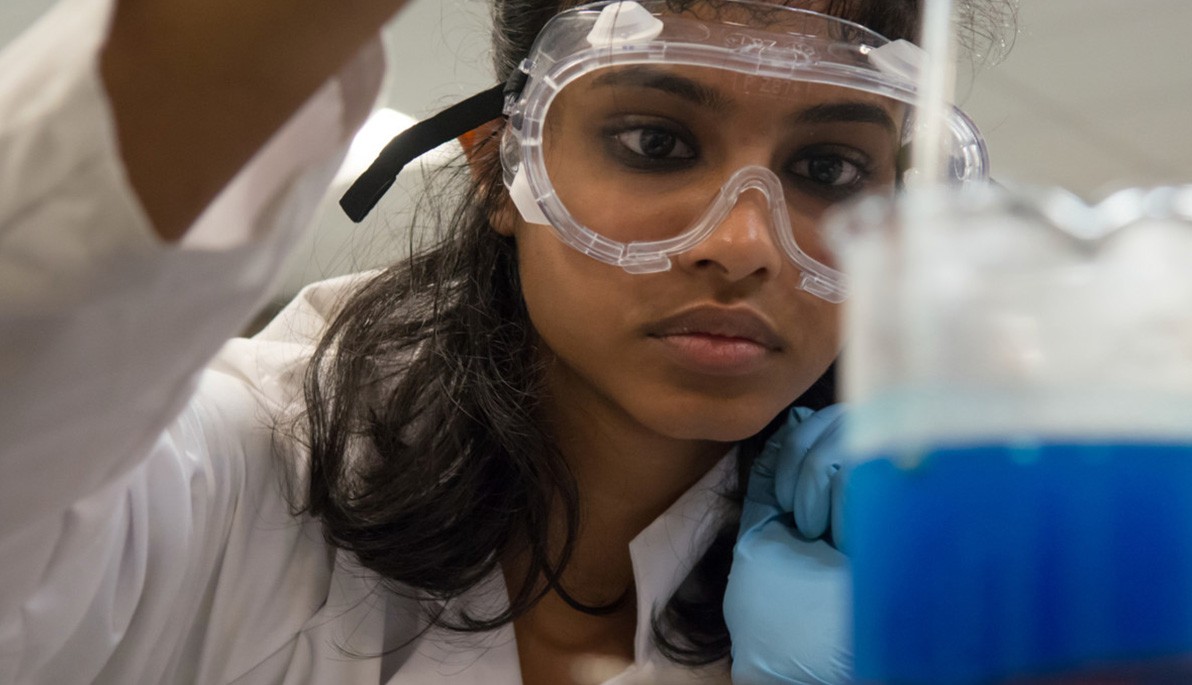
left=826, top=185, right=1192, bottom=684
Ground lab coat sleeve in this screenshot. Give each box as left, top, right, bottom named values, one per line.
left=0, top=0, right=385, bottom=679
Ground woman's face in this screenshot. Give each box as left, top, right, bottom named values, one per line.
left=500, top=4, right=901, bottom=446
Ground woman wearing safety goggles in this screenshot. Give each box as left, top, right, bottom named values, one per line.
left=0, top=0, right=1004, bottom=683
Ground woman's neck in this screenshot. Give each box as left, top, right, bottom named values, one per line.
left=505, top=376, right=730, bottom=683
left=504, top=351, right=732, bottom=682
left=545, top=372, right=731, bottom=599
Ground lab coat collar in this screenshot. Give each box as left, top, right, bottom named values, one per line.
left=386, top=447, right=737, bottom=684
left=629, top=447, right=738, bottom=666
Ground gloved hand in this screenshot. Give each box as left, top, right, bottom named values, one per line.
left=724, top=404, right=853, bottom=685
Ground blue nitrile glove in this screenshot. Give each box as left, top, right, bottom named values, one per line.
left=724, top=404, right=853, bottom=685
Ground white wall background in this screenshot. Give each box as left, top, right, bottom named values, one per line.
left=4, top=0, right=1191, bottom=299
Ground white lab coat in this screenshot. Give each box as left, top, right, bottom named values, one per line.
left=0, top=0, right=738, bottom=683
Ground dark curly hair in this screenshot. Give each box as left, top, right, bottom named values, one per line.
left=295, top=0, right=1012, bottom=666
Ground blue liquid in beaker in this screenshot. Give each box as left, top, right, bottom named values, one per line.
left=848, top=441, right=1192, bottom=684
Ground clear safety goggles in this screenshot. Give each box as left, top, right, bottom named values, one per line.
left=342, top=0, right=990, bottom=303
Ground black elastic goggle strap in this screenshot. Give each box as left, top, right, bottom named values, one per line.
left=339, top=82, right=507, bottom=222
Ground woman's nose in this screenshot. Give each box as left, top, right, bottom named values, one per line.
left=674, top=188, right=786, bottom=283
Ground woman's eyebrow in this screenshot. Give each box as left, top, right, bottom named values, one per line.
left=589, top=66, right=732, bottom=111
left=795, top=102, right=897, bottom=135
left=588, top=68, right=897, bottom=135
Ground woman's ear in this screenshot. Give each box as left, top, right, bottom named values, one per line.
left=458, top=117, right=503, bottom=179
left=459, top=118, right=518, bottom=237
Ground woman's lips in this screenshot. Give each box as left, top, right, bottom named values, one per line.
left=645, top=307, right=784, bottom=375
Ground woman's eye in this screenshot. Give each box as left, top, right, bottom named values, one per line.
left=791, top=155, right=864, bottom=187
left=614, top=128, right=695, bottom=160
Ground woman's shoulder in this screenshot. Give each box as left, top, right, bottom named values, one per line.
left=206, top=271, right=382, bottom=410
left=185, top=271, right=383, bottom=530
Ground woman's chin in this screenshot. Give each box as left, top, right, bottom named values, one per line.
left=651, top=403, right=786, bottom=444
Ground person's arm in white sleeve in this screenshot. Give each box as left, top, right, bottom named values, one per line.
left=0, top=0, right=401, bottom=539
left=0, top=0, right=406, bottom=679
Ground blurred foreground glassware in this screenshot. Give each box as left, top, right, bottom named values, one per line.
left=827, top=185, right=1192, bottom=684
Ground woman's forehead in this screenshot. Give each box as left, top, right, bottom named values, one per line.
left=553, top=0, right=892, bottom=41
left=558, top=0, right=847, bottom=20
left=675, top=0, right=840, bottom=28
left=563, top=62, right=904, bottom=127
